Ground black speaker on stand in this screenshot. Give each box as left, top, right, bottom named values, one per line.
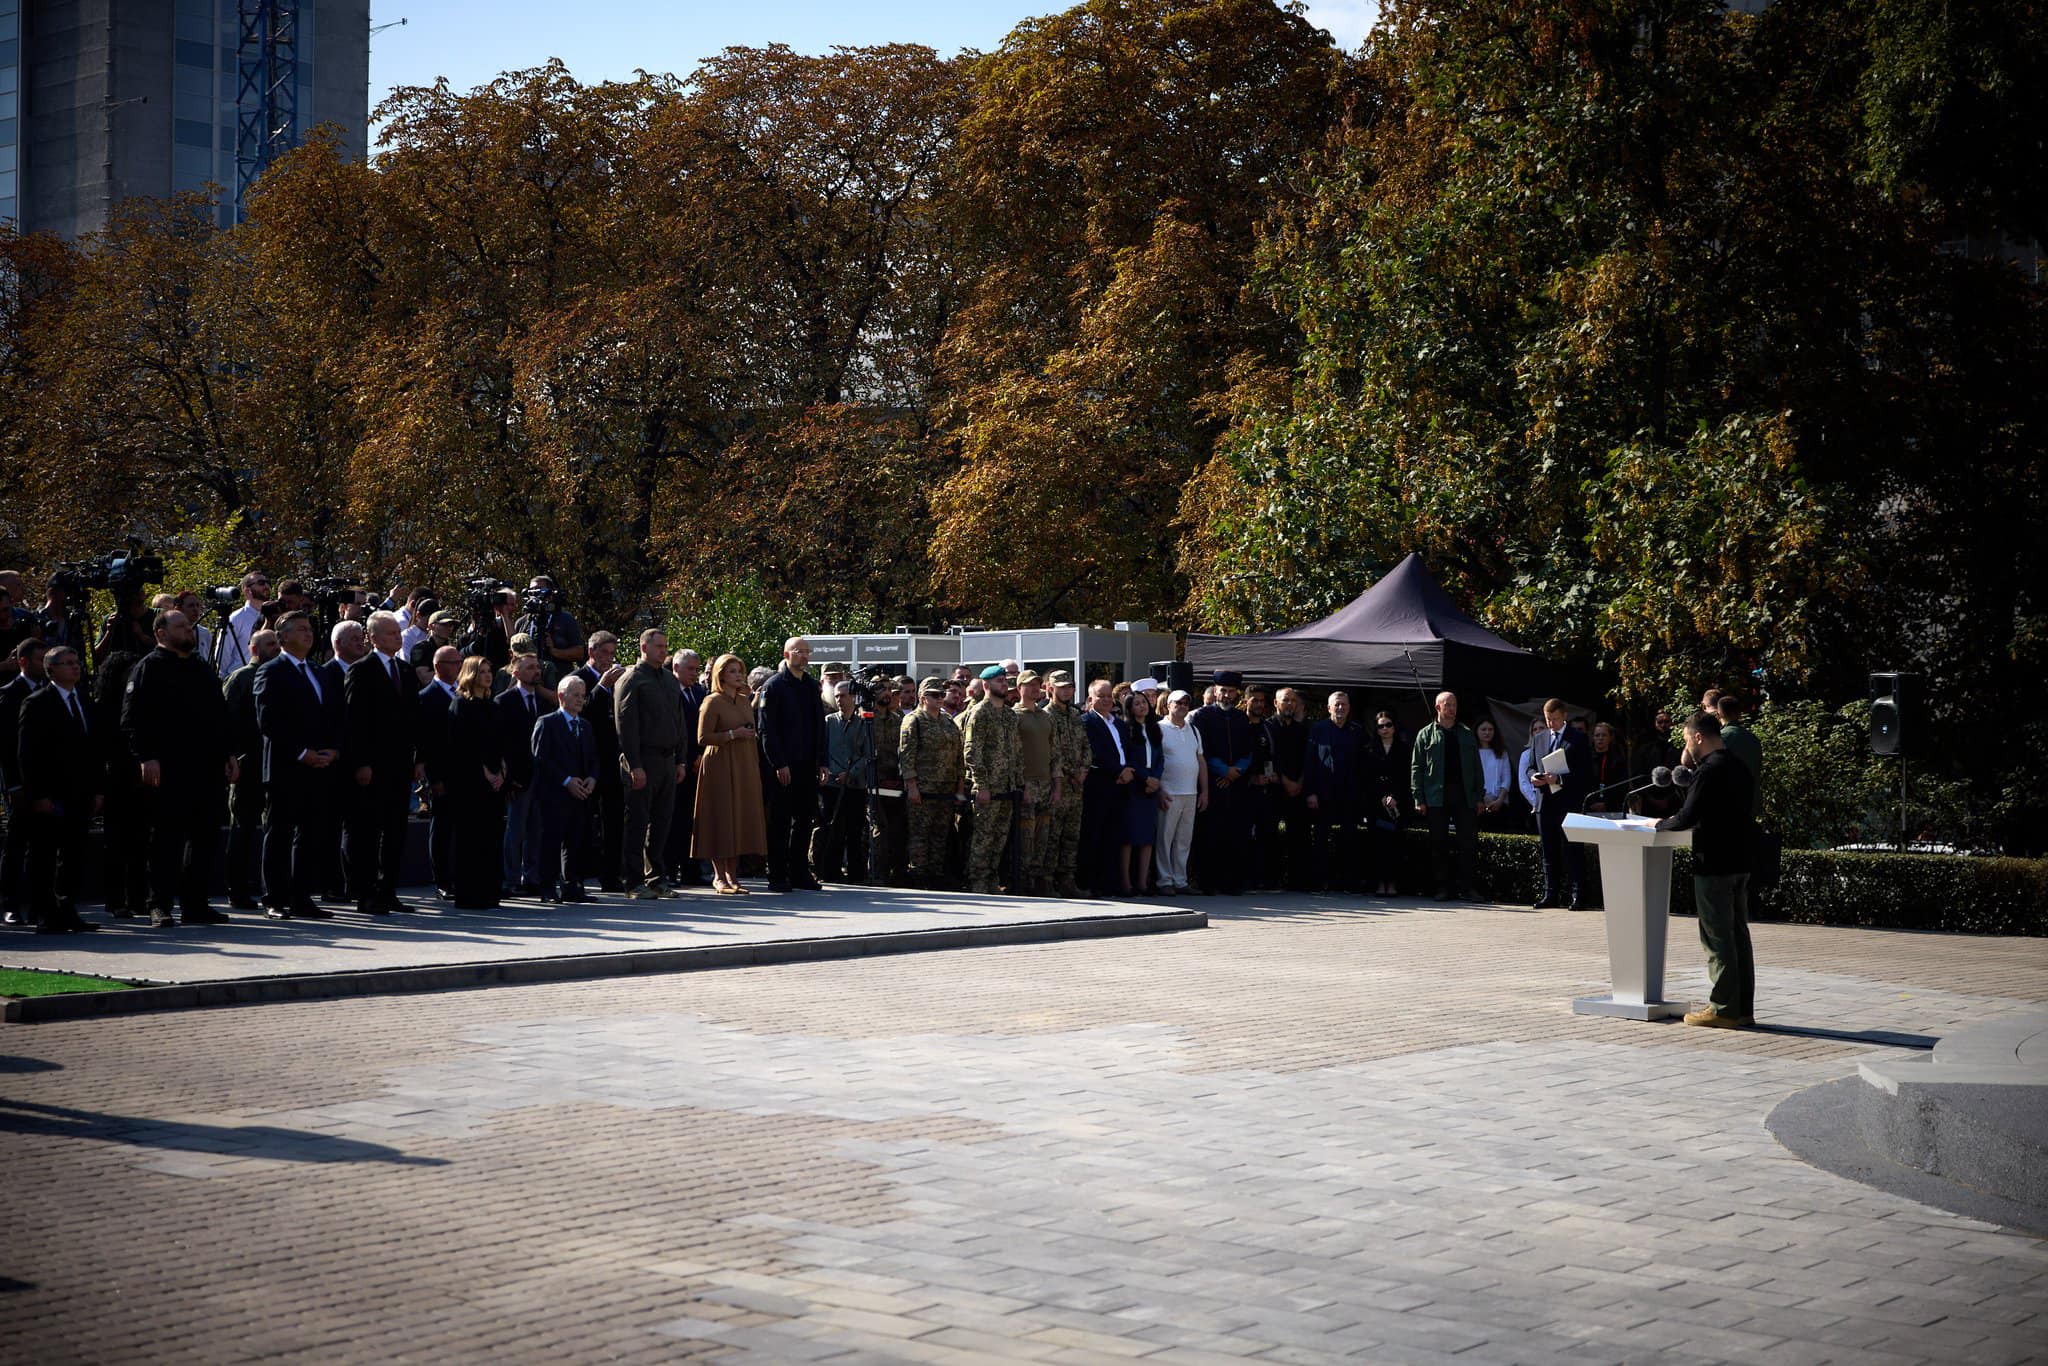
left=1150, top=660, right=1195, bottom=692
left=1869, top=672, right=1913, bottom=848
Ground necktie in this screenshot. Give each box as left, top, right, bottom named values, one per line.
left=527, top=692, right=537, bottom=721
left=67, top=692, right=86, bottom=731
left=388, top=656, right=399, bottom=688
left=302, top=659, right=321, bottom=702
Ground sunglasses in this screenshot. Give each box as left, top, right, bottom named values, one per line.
left=1377, top=722, right=1395, bottom=729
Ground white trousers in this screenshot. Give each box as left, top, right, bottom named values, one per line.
left=1156, top=791, right=1198, bottom=888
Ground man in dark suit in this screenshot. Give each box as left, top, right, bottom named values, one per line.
left=664, top=648, right=709, bottom=887
left=415, top=644, right=462, bottom=898
left=1529, top=697, right=1593, bottom=909
left=16, top=646, right=103, bottom=932
left=318, top=619, right=372, bottom=902
left=0, top=638, right=47, bottom=925
left=570, top=632, right=626, bottom=892
left=221, top=627, right=279, bottom=910
left=253, top=611, right=342, bottom=920
left=1189, top=671, right=1255, bottom=895
left=1078, top=680, right=1132, bottom=897
left=342, top=611, right=421, bottom=915
left=532, top=674, right=599, bottom=902
left=495, top=650, right=553, bottom=895
left=121, top=609, right=238, bottom=927
left=758, top=636, right=828, bottom=892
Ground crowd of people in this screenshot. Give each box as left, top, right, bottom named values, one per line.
left=0, top=570, right=1764, bottom=971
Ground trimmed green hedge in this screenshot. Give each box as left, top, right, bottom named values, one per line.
left=1387, top=829, right=2047, bottom=936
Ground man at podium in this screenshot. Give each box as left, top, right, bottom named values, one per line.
left=1654, top=712, right=1758, bottom=1028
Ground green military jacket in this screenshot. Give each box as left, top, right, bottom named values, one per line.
left=899, top=707, right=964, bottom=792
left=961, top=697, right=1022, bottom=795
left=1047, top=700, right=1091, bottom=786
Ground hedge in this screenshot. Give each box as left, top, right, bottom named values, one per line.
left=1384, top=829, right=2047, bottom=936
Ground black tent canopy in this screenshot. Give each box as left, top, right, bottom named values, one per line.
left=1185, top=553, right=1557, bottom=702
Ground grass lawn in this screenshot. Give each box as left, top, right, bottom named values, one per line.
left=0, top=967, right=135, bottom=998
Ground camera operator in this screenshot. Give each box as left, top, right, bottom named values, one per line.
left=513, top=576, right=584, bottom=685
left=411, top=609, right=461, bottom=685
left=253, top=611, right=342, bottom=919
left=222, top=627, right=279, bottom=910
left=35, top=576, right=87, bottom=653
left=219, top=570, right=271, bottom=672
left=571, top=631, right=628, bottom=892
left=121, top=608, right=237, bottom=927
left=95, top=585, right=158, bottom=667
left=0, top=639, right=48, bottom=925
left=341, top=611, right=421, bottom=915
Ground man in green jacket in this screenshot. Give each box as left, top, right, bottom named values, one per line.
left=1411, top=690, right=1484, bottom=901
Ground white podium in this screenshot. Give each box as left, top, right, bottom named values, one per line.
left=1564, top=813, right=1692, bottom=1020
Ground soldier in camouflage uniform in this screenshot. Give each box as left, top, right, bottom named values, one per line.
left=1041, top=670, right=1090, bottom=897
left=1011, top=671, right=1061, bottom=894
left=961, top=664, right=1022, bottom=896
left=899, top=676, right=964, bottom=888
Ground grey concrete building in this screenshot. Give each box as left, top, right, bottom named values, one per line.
left=1, top=0, right=368, bottom=239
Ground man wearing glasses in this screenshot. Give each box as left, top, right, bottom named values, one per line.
left=220, top=571, right=272, bottom=673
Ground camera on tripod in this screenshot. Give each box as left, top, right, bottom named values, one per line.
left=302, top=577, right=364, bottom=611
left=202, top=584, right=241, bottom=614
left=845, top=667, right=890, bottom=711
left=520, top=584, right=557, bottom=615
left=465, top=576, right=509, bottom=616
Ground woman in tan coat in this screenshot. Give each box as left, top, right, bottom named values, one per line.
left=694, top=653, right=768, bottom=893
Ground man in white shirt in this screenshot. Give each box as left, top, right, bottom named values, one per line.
left=219, top=570, right=271, bottom=673
left=1155, top=689, right=1208, bottom=892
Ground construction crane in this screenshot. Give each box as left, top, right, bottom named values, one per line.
left=233, top=0, right=299, bottom=212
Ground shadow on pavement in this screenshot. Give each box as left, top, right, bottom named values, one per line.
left=0, top=1056, right=62, bottom=1074
left=0, top=1098, right=448, bottom=1166
left=1751, top=1023, right=1937, bottom=1050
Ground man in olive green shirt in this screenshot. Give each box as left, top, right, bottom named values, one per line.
left=1410, top=690, right=1484, bottom=901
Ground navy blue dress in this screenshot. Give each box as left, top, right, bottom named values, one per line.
left=1120, top=718, right=1165, bottom=846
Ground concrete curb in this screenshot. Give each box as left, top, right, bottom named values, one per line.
left=2, top=910, right=1207, bottom=1024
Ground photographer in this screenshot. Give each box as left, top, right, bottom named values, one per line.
left=513, top=576, right=584, bottom=685
left=36, top=576, right=88, bottom=652
left=122, top=608, right=238, bottom=927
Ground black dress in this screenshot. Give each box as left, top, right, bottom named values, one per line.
left=448, top=695, right=506, bottom=908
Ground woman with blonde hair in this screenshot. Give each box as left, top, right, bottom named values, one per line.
left=693, top=653, right=769, bottom=893
left=448, top=654, right=508, bottom=909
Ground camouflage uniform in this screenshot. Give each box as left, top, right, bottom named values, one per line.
left=899, top=704, right=963, bottom=887
left=960, top=696, right=1021, bottom=895
left=1013, top=699, right=1057, bottom=890
left=1043, top=696, right=1090, bottom=893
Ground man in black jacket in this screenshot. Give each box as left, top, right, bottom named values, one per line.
left=571, top=631, right=627, bottom=891
left=0, top=638, right=47, bottom=924
left=495, top=651, right=554, bottom=896
left=253, top=611, right=342, bottom=920
left=1529, top=698, right=1593, bottom=909
left=1657, top=711, right=1758, bottom=1028
left=758, top=636, right=828, bottom=892
left=121, top=609, right=238, bottom=927
left=16, top=646, right=103, bottom=932
left=221, top=627, right=279, bottom=910
left=342, top=611, right=421, bottom=915
left=416, top=645, right=462, bottom=898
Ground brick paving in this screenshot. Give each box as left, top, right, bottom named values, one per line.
left=3, top=898, right=2046, bottom=1363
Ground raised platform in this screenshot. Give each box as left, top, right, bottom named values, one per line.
left=1, top=885, right=1205, bottom=1023
left=1769, top=1009, right=2048, bottom=1235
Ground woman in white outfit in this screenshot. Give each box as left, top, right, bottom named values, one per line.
left=1155, top=689, right=1210, bottom=893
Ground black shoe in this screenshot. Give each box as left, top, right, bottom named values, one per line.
left=228, top=894, right=261, bottom=911
left=1568, top=897, right=1589, bottom=911
left=793, top=880, right=824, bottom=892
left=435, top=887, right=456, bottom=902
left=150, top=908, right=178, bottom=928
left=1, top=909, right=22, bottom=928
left=34, top=920, right=73, bottom=934
left=540, top=885, right=563, bottom=904
left=1455, top=886, right=1484, bottom=903
left=1532, top=896, right=1562, bottom=910
left=264, top=903, right=292, bottom=920
left=599, top=879, right=626, bottom=893
left=294, top=902, right=335, bottom=920
left=183, top=907, right=230, bottom=926
left=562, top=883, right=588, bottom=902
left=356, top=901, right=390, bottom=916
left=766, top=880, right=792, bottom=893
left=107, top=904, right=137, bottom=920
left=320, top=890, right=348, bottom=904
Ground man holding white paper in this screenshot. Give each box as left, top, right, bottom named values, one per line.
left=1528, top=698, right=1591, bottom=909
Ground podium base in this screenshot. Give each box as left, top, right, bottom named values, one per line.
left=1573, top=994, right=1687, bottom=1021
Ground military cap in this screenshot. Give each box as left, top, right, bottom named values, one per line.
left=1046, top=669, right=1073, bottom=685
left=822, top=661, right=849, bottom=674
left=1015, top=669, right=1042, bottom=686
left=919, top=675, right=946, bottom=696
left=428, top=609, right=463, bottom=627
left=510, top=632, right=536, bottom=650
left=1211, top=669, right=1244, bottom=687
left=977, top=664, right=1006, bottom=681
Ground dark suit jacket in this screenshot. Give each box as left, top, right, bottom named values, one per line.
left=758, top=667, right=827, bottom=775
left=532, top=709, right=598, bottom=793
left=343, top=650, right=420, bottom=778
left=416, top=680, right=457, bottom=786
left=571, top=664, right=621, bottom=773
left=254, top=654, right=344, bottom=785
left=495, top=685, right=554, bottom=787
left=223, top=662, right=263, bottom=774
left=1082, top=709, right=1127, bottom=773
left=1117, top=718, right=1164, bottom=787
left=17, top=684, right=103, bottom=809
left=679, top=682, right=707, bottom=772
left=0, top=674, right=34, bottom=785
left=1533, top=724, right=1593, bottom=808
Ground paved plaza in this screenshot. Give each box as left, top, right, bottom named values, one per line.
left=3, top=896, right=2046, bottom=1363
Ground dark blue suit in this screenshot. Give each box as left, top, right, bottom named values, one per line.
left=416, top=680, right=458, bottom=892
left=1304, top=718, right=1366, bottom=890
left=759, top=666, right=828, bottom=887
left=253, top=653, right=344, bottom=909
left=532, top=708, right=598, bottom=890
left=1190, top=704, right=1255, bottom=894
left=1533, top=723, right=1592, bottom=902
left=1079, top=709, right=1129, bottom=895
left=496, top=684, right=553, bottom=889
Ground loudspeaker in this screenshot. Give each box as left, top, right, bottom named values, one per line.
left=1150, top=660, right=1195, bottom=692
left=1869, top=672, right=1910, bottom=756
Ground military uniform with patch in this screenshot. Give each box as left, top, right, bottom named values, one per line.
left=960, top=668, right=1022, bottom=895
left=899, top=679, right=964, bottom=887
left=1011, top=672, right=1058, bottom=892
left=1042, top=672, right=1090, bottom=895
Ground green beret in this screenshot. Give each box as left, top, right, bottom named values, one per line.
left=978, top=664, right=1006, bottom=681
